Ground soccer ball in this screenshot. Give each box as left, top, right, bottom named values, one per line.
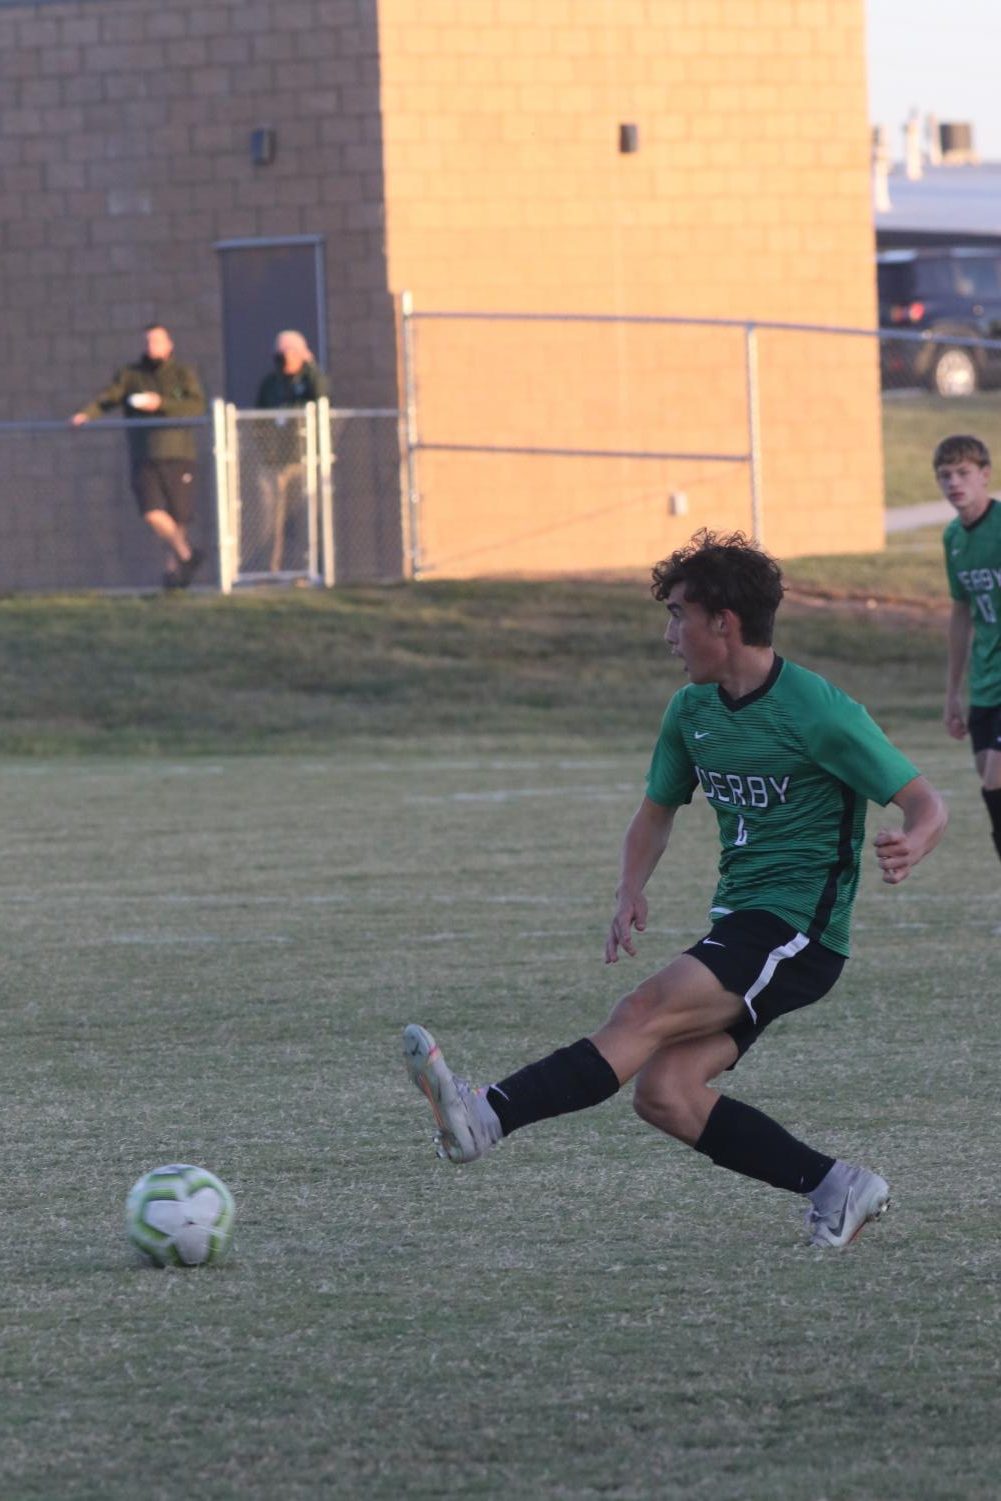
left=126, top=1163, right=235, bottom=1267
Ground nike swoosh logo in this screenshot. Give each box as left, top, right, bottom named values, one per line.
left=701, top=938, right=725, bottom=947
left=828, top=1192, right=851, bottom=1239
left=693, top=731, right=711, bottom=740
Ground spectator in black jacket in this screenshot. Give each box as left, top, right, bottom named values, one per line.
left=255, top=330, right=330, bottom=411
left=254, top=331, right=330, bottom=574
left=71, top=324, right=206, bottom=588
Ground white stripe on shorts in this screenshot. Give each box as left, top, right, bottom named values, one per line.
left=742, top=931, right=810, bottom=1024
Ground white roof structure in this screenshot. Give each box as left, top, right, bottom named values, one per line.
left=876, top=164, right=1001, bottom=239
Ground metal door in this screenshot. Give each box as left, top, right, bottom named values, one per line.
left=215, top=236, right=327, bottom=408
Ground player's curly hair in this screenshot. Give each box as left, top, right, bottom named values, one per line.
left=650, top=529, right=784, bottom=646
left=932, top=434, right=990, bottom=470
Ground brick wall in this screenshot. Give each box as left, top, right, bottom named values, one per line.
left=0, top=0, right=882, bottom=584
left=377, top=0, right=883, bottom=571
left=0, top=0, right=402, bottom=583
left=0, top=0, right=397, bottom=415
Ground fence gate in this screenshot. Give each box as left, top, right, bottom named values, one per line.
left=214, top=398, right=329, bottom=592
left=212, top=398, right=407, bottom=593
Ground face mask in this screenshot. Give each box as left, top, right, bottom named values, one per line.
left=274, top=352, right=288, bottom=372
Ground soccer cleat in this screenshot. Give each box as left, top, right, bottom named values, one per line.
left=402, top=1024, right=502, bottom=1164
left=805, top=1164, right=890, bottom=1249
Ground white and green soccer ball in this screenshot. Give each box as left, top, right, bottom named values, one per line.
left=126, top=1163, right=235, bottom=1267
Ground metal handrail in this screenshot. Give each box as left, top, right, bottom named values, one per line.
left=413, top=440, right=748, bottom=462
left=407, top=306, right=1001, bottom=350
left=0, top=416, right=210, bottom=433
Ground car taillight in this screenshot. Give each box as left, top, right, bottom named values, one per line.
left=889, top=301, right=925, bottom=323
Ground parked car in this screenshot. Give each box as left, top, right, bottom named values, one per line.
left=877, top=247, right=1001, bottom=396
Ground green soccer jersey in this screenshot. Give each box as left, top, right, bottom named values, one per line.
left=943, top=499, right=1001, bottom=706
left=645, top=657, right=919, bottom=955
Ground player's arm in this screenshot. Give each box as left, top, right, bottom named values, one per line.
left=605, top=796, right=677, bottom=963
left=873, top=774, right=948, bottom=886
left=69, top=369, right=129, bottom=424
left=944, top=599, right=972, bottom=739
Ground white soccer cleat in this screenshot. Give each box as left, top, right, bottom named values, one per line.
left=805, top=1164, right=890, bottom=1249
left=402, top=1024, right=502, bottom=1164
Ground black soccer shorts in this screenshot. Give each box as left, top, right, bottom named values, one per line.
left=967, top=703, right=1001, bottom=756
left=132, top=459, right=197, bottom=525
left=685, top=907, right=845, bottom=1063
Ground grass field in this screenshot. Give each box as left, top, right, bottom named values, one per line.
left=1, top=580, right=997, bottom=1499
left=882, top=388, right=1001, bottom=507
left=0, top=547, right=949, bottom=757
left=781, top=525, right=948, bottom=605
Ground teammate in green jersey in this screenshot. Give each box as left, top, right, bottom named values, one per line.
left=934, top=434, right=1001, bottom=863
left=403, top=531, right=947, bottom=1248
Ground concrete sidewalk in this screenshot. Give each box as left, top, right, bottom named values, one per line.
left=885, top=500, right=953, bottom=533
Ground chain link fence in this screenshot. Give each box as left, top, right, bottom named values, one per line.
left=328, top=410, right=409, bottom=585
left=0, top=403, right=405, bottom=593
left=400, top=302, right=1001, bottom=573
left=399, top=304, right=758, bottom=576
left=224, top=406, right=321, bottom=586
left=2, top=315, right=999, bottom=594
left=214, top=402, right=405, bottom=591
left=0, top=416, right=217, bottom=592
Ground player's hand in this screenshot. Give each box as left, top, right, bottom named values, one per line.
left=874, top=827, right=916, bottom=884
left=69, top=412, right=88, bottom=426
left=943, top=696, right=967, bottom=740
left=605, top=893, right=648, bottom=963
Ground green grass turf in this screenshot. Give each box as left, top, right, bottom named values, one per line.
left=0, top=735, right=997, bottom=1499
left=780, top=525, right=948, bottom=605
left=0, top=580, right=997, bottom=1497
left=0, top=557, right=948, bottom=758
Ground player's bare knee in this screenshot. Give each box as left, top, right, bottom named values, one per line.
left=632, top=1082, right=693, bottom=1140
left=632, top=1083, right=667, bottom=1127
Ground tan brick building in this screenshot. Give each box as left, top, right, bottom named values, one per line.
left=0, top=0, right=881, bottom=585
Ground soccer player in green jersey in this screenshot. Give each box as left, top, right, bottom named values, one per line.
left=934, top=434, right=1001, bottom=863
left=403, top=531, right=947, bottom=1248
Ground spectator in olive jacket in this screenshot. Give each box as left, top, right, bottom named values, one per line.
left=71, top=325, right=207, bottom=588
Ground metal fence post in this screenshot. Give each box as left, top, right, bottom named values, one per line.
left=304, top=399, right=319, bottom=582
left=225, top=401, right=240, bottom=585
left=212, top=397, right=234, bottom=594
left=744, top=322, right=764, bottom=544
left=316, top=395, right=335, bottom=586
left=399, top=290, right=422, bottom=578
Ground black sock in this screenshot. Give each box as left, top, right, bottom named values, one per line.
left=982, top=787, right=1001, bottom=861
left=694, top=1095, right=834, bottom=1195
left=486, top=1037, right=620, bottom=1137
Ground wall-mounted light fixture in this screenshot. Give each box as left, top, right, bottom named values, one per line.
left=251, top=127, right=277, bottom=166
